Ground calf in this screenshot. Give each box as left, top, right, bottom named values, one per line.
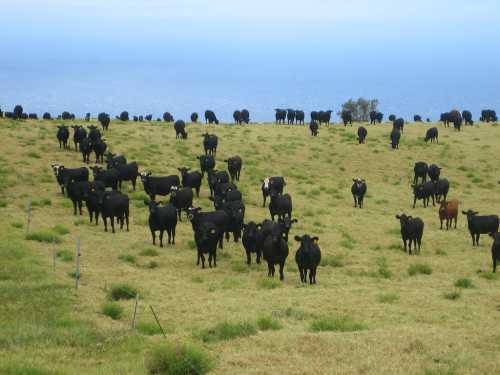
left=92, top=166, right=119, bottom=190
left=462, top=210, right=499, bottom=246
left=177, top=167, right=202, bottom=197
left=187, top=207, right=231, bottom=249
left=262, top=223, right=289, bottom=280
left=169, top=185, right=193, bottom=221
left=80, top=137, right=92, bottom=163
left=439, top=199, right=458, bottom=230
left=427, top=164, right=441, bottom=182
left=395, top=214, right=424, bottom=254
left=57, top=125, right=69, bottom=149
left=242, top=221, right=262, bottom=265
left=71, top=125, right=87, bottom=151
left=202, top=133, right=218, bottom=156
left=140, top=172, right=179, bottom=201
left=357, top=126, right=367, bottom=144
left=309, top=121, right=319, bottom=136
left=197, top=155, right=215, bottom=178
left=51, top=164, right=89, bottom=195
left=413, top=162, right=428, bottom=184
left=351, top=178, right=367, bottom=208
left=194, top=221, right=220, bottom=268
left=269, top=192, right=292, bottom=221
left=95, top=190, right=129, bottom=233
left=425, top=127, right=438, bottom=143
left=262, top=176, right=286, bottom=207
left=488, top=233, right=500, bottom=272
left=146, top=200, right=177, bottom=247
left=115, top=162, right=139, bottom=191
left=390, top=128, right=401, bottom=149
left=174, top=120, right=187, bottom=139
left=412, top=182, right=435, bottom=208
left=224, top=156, right=242, bottom=182
left=434, top=178, right=449, bottom=203
left=294, top=235, right=321, bottom=284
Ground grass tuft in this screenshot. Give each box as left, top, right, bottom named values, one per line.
left=26, top=231, right=61, bottom=244
left=56, top=249, right=73, bottom=262
left=444, top=291, right=461, bottom=300
left=136, top=321, right=164, bottom=336
left=145, top=343, right=214, bottom=375
left=258, top=278, right=281, bottom=289
left=198, top=321, right=257, bottom=343
left=378, top=292, right=400, bottom=303
left=109, top=283, right=138, bottom=300
left=140, top=248, right=159, bottom=257
left=454, top=278, right=474, bottom=289
left=102, top=302, right=123, bottom=320
left=310, top=315, right=367, bottom=332
left=408, top=263, right=433, bottom=276
left=257, top=316, right=282, bottom=331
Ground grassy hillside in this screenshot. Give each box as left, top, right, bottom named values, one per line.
left=1, top=117, right=500, bottom=375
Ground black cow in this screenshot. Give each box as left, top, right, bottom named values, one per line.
left=393, top=118, right=404, bottom=132
left=357, top=126, right=367, bottom=144
left=57, top=125, right=69, bottom=149
left=98, top=112, right=110, bottom=131
left=187, top=207, right=231, bottom=250
left=390, top=128, right=401, bottom=149
left=146, top=200, right=177, bottom=246
left=80, top=138, right=92, bottom=163
left=318, top=110, right=332, bottom=125
left=92, top=138, right=107, bottom=164
left=177, top=167, right=202, bottom=197
left=309, top=121, right=319, bottom=136
left=71, top=125, right=87, bottom=151
left=277, top=217, right=297, bottom=241
left=241, top=109, right=250, bottom=124
left=427, top=164, right=441, bottom=182
left=204, top=110, right=219, bottom=124
left=414, top=162, right=428, bottom=184
left=95, top=190, right=129, bottom=233
left=87, top=125, right=101, bottom=143
left=174, top=120, right=187, bottom=139
left=295, top=110, right=305, bottom=125
left=115, top=162, right=139, bottom=191
left=488, top=232, right=500, bottom=272
left=221, top=200, right=245, bottom=242
left=434, top=178, right=449, bottom=203
left=169, top=185, right=193, bottom=221
left=207, top=169, right=231, bottom=196
left=481, top=109, right=497, bottom=123
left=462, top=110, right=473, bottom=125
left=388, top=114, right=396, bottom=122
left=191, top=112, right=198, bottom=123
left=341, top=110, right=352, bottom=126
left=197, top=155, right=215, bottom=178
left=106, top=153, right=127, bottom=170
left=448, top=110, right=462, bottom=131
left=194, top=221, right=220, bottom=268
left=262, top=223, right=289, bottom=280
left=424, top=127, right=438, bottom=143
left=275, top=109, right=286, bottom=124
left=395, top=214, right=424, bottom=254
left=269, top=192, right=292, bottom=221
left=202, top=133, right=218, bottom=156
left=233, top=110, right=243, bottom=125
left=92, top=166, right=119, bottom=190
left=462, top=210, right=499, bottom=246
left=414, top=115, right=422, bottom=122
left=262, top=176, right=285, bottom=207
left=51, top=164, right=89, bottom=195
left=294, top=235, right=321, bottom=284
left=287, top=109, right=296, bottom=124
left=412, top=182, right=435, bottom=208
left=242, top=221, right=262, bottom=265
left=440, top=112, right=451, bottom=127
left=163, top=112, right=174, bottom=122
left=140, top=172, right=179, bottom=201
left=369, top=111, right=378, bottom=125
left=224, top=156, right=242, bottom=182
left=67, top=181, right=91, bottom=215
left=351, top=178, right=367, bottom=208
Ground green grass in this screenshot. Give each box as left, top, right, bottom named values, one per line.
left=198, top=321, right=258, bottom=343
left=136, top=321, right=164, bottom=336
left=56, top=249, right=73, bottom=262
left=257, top=316, right=283, bottom=331
left=408, top=263, right=433, bottom=276
left=102, top=302, right=124, bottom=320
left=139, top=248, right=159, bottom=256
left=109, top=283, right=138, bottom=300
left=378, top=292, right=400, bottom=303
left=310, top=315, right=367, bottom=332
left=444, top=291, right=461, bottom=300
left=320, top=254, right=344, bottom=267
left=257, top=278, right=281, bottom=289
left=51, top=224, right=69, bottom=235
left=25, top=230, right=62, bottom=244
left=145, top=343, right=214, bottom=375
left=118, top=254, right=137, bottom=264
left=454, top=278, right=474, bottom=289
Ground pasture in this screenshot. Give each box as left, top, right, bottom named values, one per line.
left=1, top=117, right=500, bottom=375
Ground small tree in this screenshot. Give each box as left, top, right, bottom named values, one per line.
left=338, top=98, right=379, bottom=122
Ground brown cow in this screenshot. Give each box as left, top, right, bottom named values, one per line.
left=439, top=199, right=458, bottom=230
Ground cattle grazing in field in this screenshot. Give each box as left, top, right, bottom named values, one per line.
left=393, top=118, right=405, bottom=132
left=94, top=190, right=129, bottom=233
left=52, top=164, right=89, bottom=195
left=92, top=166, right=119, bottom=190
left=169, top=185, right=194, bottom=221
left=241, top=109, right=250, bottom=124
left=177, top=167, right=202, bottom=197
left=57, top=125, right=69, bottom=149
left=187, top=207, right=231, bottom=250
left=202, top=133, right=218, bottom=156
left=390, top=128, right=401, bottom=149
left=262, top=222, right=289, bottom=280
left=197, top=155, right=215, bottom=178
left=295, top=234, right=321, bottom=284
left=71, top=125, right=87, bottom=151
left=462, top=110, right=473, bottom=125
left=242, top=221, right=262, bottom=265
left=413, top=162, right=428, bottom=184
left=174, top=120, right=187, bottom=139
left=462, top=210, right=499, bottom=246
left=233, top=110, right=242, bottom=125
left=140, top=172, right=180, bottom=201
left=357, top=126, right=367, bottom=144
left=341, top=110, right=353, bottom=126
left=92, top=138, right=107, bottom=164
left=424, top=127, right=438, bottom=143
left=388, top=114, right=396, bottom=122
left=269, top=192, right=292, bottom=221
left=87, top=125, right=101, bottom=143
left=163, top=112, right=174, bottom=122
left=427, top=164, right=441, bottom=182
left=204, top=110, right=219, bottom=124
left=191, top=112, right=198, bottom=123
left=224, top=156, right=242, bottom=182
left=194, top=221, right=220, bottom=268
left=439, top=199, right=458, bottom=230
left=275, top=109, right=286, bottom=124
left=412, top=181, right=435, bottom=208
left=309, top=121, right=319, bottom=136
left=395, top=214, right=424, bottom=254
left=351, top=178, right=367, bottom=208
left=318, top=110, right=332, bottom=125
left=261, top=176, right=286, bottom=207
left=146, top=200, right=177, bottom=246
left=434, top=178, right=449, bottom=203
left=98, top=112, right=110, bottom=131
left=414, top=115, right=422, bottom=122
left=488, top=232, right=500, bottom=272
left=106, top=153, right=127, bottom=169
left=295, top=110, right=305, bottom=124
left=287, top=109, right=296, bottom=124
left=80, top=137, right=92, bottom=163
left=481, top=109, right=497, bottom=123
left=113, top=162, right=139, bottom=191
left=448, top=110, right=462, bottom=131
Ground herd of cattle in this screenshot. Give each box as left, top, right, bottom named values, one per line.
left=46, top=109, right=500, bottom=283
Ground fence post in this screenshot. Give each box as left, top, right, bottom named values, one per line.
left=150, top=305, right=166, bottom=337
left=26, top=200, right=32, bottom=234
left=131, top=294, right=139, bottom=329
left=75, top=237, right=81, bottom=289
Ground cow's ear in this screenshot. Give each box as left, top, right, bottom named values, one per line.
left=489, top=233, right=495, bottom=238
left=242, top=224, right=247, bottom=230
left=352, top=179, right=356, bottom=182
left=292, top=219, right=298, bottom=223
left=408, top=216, right=413, bottom=219
left=395, top=215, right=400, bottom=219
left=312, top=236, right=319, bottom=242
left=461, top=211, right=467, bottom=215
left=294, top=235, right=302, bottom=242
left=474, top=211, right=479, bottom=215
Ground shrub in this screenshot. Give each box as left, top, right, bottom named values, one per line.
left=198, top=321, right=257, bottom=343
left=145, top=343, right=213, bottom=375
left=136, top=321, right=163, bottom=336
left=25, top=231, right=61, bottom=244
left=257, top=316, right=282, bottom=331
left=408, top=263, right=433, bottom=276
left=454, top=278, right=474, bottom=289
left=444, top=291, right=461, bottom=300
left=56, top=249, right=73, bottom=262
left=102, top=302, right=123, bottom=320
left=109, top=284, right=138, bottom=300
left=310, top=315, right=367, bottom=332
left=51, top=224, right=69, bottom=235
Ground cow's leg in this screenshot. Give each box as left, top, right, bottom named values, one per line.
left=159, top=230, right=164, bottom=247
left=246, top=251, right=251, bottom=265
left=103, top=217, right=108, bottom=232
left=151, top=230, right=156, bottom=245
left=279, top=262, right=285, bottom=281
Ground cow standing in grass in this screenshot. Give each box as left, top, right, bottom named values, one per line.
left=146, top=200, right=177, bottom=246
left=439, top=199, right=458, bottom=230
left=396, top=214, right=424, bottom=255
left=462, top=210, right=499, bottom=246
left=351, top=178, right=367, bottom=208
left=57, top=125, right=69, bottom=149
left=488, top=232, right=500, bottom=272
left=295, top=234, right=321, bottom=284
